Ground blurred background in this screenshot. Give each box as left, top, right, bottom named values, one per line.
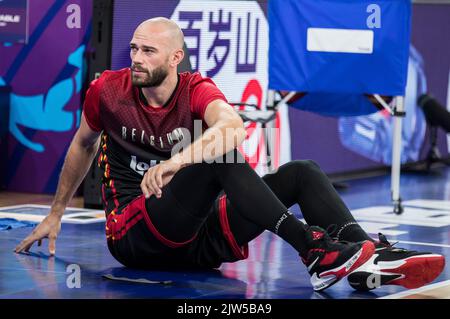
left=0, top=0, right=449, bottom=207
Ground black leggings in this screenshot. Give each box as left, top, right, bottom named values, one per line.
left=227, top=159, right=368, bottom=246
left=145, top=150, right=370, bottom=247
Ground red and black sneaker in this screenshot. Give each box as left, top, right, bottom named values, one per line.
left=347, top=233, right=446, bottom=291
left=301, top=226, right=375, bottom=291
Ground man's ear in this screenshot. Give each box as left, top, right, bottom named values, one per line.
left=171, top=48, right=185, bottom=67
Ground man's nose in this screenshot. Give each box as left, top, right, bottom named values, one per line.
left=132, top=49, right=144, bottom=64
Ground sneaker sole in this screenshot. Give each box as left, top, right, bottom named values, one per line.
left=348, top=254, right=445, bottom=291
left=313, top=241, right=375, bottom=291
left=385, top=255, right=445, bottom=289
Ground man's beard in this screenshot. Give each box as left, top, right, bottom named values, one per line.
left=131, top=64, right=168, bottom=87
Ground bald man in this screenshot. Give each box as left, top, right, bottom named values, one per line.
left=130, top=18, right=184, bottom=89
left=15, top=18, right=444, bottom=292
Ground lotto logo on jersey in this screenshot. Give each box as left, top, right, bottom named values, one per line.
left=129, top=155, right=163, bottom=176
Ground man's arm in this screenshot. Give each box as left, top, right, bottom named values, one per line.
left=51, top=114, right=102, bottom=216
left=172, top=99, right=246, bottom=166
left=141, top=99, right=247, bottom=198
left=14, top=113, right=102, bottom=255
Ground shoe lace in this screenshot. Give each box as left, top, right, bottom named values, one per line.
left=324, top=224, right=352, bottom=245
left=377, top=233, right=409, bottom=252
left=310, top=224, right=353, bottom=249
left=326, top=224, right=338, bottom=240
left=304, top=225, right=351, bottom=261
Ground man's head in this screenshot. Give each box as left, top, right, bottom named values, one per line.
left=130, top=17, right=185, bottom=87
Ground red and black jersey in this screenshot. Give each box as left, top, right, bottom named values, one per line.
left=82, top=68, right=228, bottom=215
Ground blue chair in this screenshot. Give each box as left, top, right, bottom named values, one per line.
left=268, top=0, right=412, bottom=214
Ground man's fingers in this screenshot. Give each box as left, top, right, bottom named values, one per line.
left=141, top=175, right=155, bottom=198
left=149, top=170, right=161, bottom=197
left=14, top=218, right=59, bottom=255
left=141, top=181, right=150, bottom=198
left=23, top=239, right=36, bottom=253
left=24, top=243, right=33, bottom=252
left=15, top=236, right=34, bottom=253
left=151, top=169, right=162, bottom=198
left=14, top=241, right=26, bottom=253
left=145, top=172, right=155, bottom=197
left=146, top=170, right=155, bottom=194
left=48, top=235, right=56, bottom=256
left=141, top=167, right=165, bottom=199
left=141, top=172, right=152, bottom=198
left=156, top=169, right=163, bottom=190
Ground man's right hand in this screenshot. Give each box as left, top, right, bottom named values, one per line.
left=14, top=212, right=62, bottom=256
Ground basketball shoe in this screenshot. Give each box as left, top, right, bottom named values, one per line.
left=301, top=226, right=375, bottom=291
left=347, top=233, right=445, bottom=291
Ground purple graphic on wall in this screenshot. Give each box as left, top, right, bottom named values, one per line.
left=0, top=0, right=28, bottom=43
left=0, top=0, right=92, bottom=193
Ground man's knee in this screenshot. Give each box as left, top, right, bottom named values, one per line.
left=287, top=160, right=326, bottom=186
left=291, top=159, right=321, bottom=174
left=270, top=159, right=320, bottom=178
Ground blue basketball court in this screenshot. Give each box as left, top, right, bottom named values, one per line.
left=1, top=166, right=449, bottom=299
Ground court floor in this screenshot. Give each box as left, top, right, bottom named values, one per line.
left=1, top=165, right=450, bottom=299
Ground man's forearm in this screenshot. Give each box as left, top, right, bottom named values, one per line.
left=172, top=119, right=246, bottom=167
left=51, top=137, right=100, bottom=216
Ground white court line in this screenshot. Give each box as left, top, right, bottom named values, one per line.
left=396, top=240, right=450, bottom=248
left=0, top=204, right=101, bottom=213
left=0, top=204, right=78, bottom=210
left=379, top=280, right=450, bottom=299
